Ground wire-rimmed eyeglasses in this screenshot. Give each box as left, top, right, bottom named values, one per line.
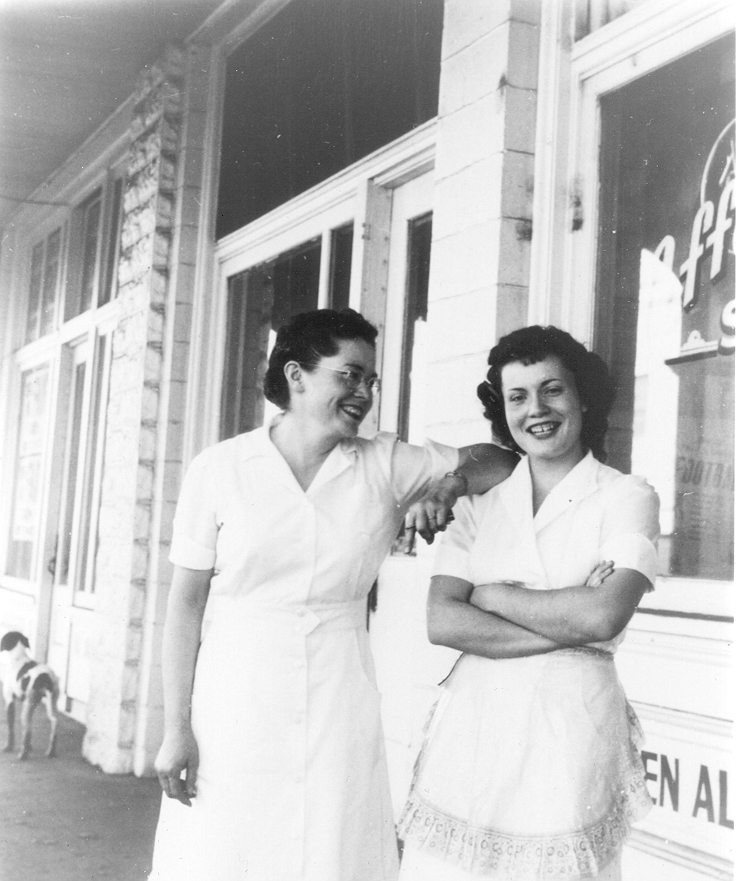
left=309, top=365, right=381, bottom=394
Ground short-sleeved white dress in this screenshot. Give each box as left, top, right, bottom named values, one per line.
left=398, top=452, right=660, bottom=881
left=148, top=424, right=457, bottom=881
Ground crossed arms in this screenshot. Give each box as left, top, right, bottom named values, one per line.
left=427, top=564, right=651, bottom=659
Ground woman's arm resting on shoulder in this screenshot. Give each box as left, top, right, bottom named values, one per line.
left=456, top=443, right=518, bottom=495
left=428, top=574, right=564, bottom=659
left=470, top=567, right=650, bottom=646
left=405, top=444, right=517, bottom=547
left=155, top=564, right=212, bottom=806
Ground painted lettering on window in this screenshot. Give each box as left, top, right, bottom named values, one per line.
left=642, top=751, right=734, bottom=829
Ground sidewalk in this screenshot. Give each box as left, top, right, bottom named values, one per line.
left=0, top=704, right=161, bottom=881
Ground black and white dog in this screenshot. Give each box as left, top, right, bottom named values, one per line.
left=0, top=632, right=60, bottom=760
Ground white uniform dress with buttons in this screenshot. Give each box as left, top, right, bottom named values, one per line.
left=148, top=424, right=458, bottom=881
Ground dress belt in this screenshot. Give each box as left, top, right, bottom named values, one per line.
left=206, top=597, right=367, bottom=636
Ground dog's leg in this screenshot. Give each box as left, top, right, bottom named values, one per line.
left=4, top=700, right=15, bottom=752
left=19, top=693, right=38, bottom=760
left=43, top=690, right=59, bottom=758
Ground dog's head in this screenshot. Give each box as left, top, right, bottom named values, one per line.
left=0, top=632, right=30, bottom=654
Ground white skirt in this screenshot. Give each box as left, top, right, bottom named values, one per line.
left=149, top=599, right=398, bottom=881
left=397, top=648, right=651, bottom=880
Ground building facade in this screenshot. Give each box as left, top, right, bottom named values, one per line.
left=0, top=1, right=732, bottom=878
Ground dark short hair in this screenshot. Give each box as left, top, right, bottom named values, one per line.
left=477, top=325, right=616, bottom=461
left=263, top=308, right=378, bottom=409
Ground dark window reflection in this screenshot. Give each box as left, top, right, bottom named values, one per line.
left=217, top=0, right=443, bottom=237
left=596, top=34, right=734, bottom=580
left=329, top=223, right=354, bottom=311
left=220, top=239, right=321, bottom=439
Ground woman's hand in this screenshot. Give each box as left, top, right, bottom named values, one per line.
left=585, top=560, right=614, bottom=588
left=403, top=476, right=463, bottom=550
left=155, top=725, right=199, bottom=807
left=157, top=565, right=210, bottom=806
left=402, top=446, right=517, bottom=552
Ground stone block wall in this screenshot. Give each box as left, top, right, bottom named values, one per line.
left=84, top=46, right=185, bottom=773
left=132, top=40, right=216, bottom=776
left=426, top=0, right=540, bottom=446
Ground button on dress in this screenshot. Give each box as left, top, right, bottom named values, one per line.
left=149, top=426, right=457, bottom=881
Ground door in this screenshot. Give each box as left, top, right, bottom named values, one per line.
left=47, top=334, right=110, bottom=720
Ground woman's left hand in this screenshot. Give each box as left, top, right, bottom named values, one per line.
left=403, top=479, right=461, bottom=551
left=585, top=560, right=614, bottom=588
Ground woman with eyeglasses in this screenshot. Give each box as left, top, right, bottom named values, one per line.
left=149, top=309, right=517, bottom=881
left=398, top=326, right=659, bottom=881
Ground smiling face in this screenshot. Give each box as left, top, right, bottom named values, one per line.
left=501, top=356, right=586, bottom=469
left=298, top=338, right=376, bottom=441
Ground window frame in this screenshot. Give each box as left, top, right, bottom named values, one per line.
left=1, top=167, right=124, bottom=596
left=529, top=0, right=733, bottom=615
left=205, top=122, right=437, bottom=451
left=53, top=331, right=112, bottom=608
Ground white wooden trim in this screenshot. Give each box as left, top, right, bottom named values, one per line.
left=64, top=342, right=93, bottom=605
left=217, top=197, right=355, bottom=278
left=188, top=0, right=291, bottom=54
left=562, top=0, right=733, bottom=343
left=528, top=0, right=575, bottom=327
left=193, top=122, right=437, bottom=455
left=633, top=702, right=732, bottom=742
left=628, top=828, right=734, bottom=880
left=379, top=172, right=435, bottom=437
left=641, top=578, right=733, bottom=619
left=182, top=43, right=227, bottom=461
left=532, top=0, right=733, bottom=339
left=215, top=122, right=436, bottom=264
left=571, top=0, right=734, bottom=83
left=624, top=627, right=732, bottom=673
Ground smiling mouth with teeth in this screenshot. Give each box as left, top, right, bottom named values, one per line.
left=341, top=405, right=364, bottom=421
left=528, top=422, right=559, bottom=436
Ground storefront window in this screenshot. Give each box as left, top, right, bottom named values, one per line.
left=595, top=35, right=734, bottom=580
left=26, top=229, right=62, bottom=343
left=397, top=212, right=432, bottom=444
left=65, top=178, right=124, bottom=318
left=218, top=0, right=443, bottom=236
left=5, top=366, right=50, bottom=579
left=219, top=238, right=322, bottom=439
left=392, top=211, right=432, bottom=556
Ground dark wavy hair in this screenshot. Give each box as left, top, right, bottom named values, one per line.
left=477, top=325, right=616, bottom=462
left=263, top=308, right=378, bottom=409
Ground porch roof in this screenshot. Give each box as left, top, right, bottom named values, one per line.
left=0, top=0, right=222, bottom=234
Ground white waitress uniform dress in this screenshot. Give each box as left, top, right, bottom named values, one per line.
left=398, top=452, right=660, bottom=881
left=149, top=424, right=458, bottom=881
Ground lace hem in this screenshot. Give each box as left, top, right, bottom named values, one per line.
left=398, top=779, right=653, bottom=880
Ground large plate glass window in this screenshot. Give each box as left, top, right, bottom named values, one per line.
left=65, top=177, right=124, bottom=319
left=218, top=0, right=443, bottom=236
left=26, top=229, right=63, bottom=343
left=5, top=365, right=50, bottom=579
left=220, top=229, right=355, bottom=439
left=55, top=336, right=110, bottom=602
left=595, top=34, right=734, bottom=581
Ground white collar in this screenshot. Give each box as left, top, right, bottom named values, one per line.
left=498, top=450, right=600, bottom=533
